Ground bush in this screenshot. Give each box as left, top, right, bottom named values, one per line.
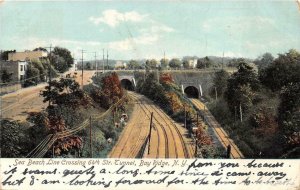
left=0, top=120, right=33, bottom=157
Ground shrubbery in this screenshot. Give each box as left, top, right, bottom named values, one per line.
left=136, top=72, right=196, bottom=124
left=207, top=49, right=300, bottom=158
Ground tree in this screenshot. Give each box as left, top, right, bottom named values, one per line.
left=0, top=50, right=16, bottom=60
left=31, top=59, right=46, bottom=82
left=86, top=62, right=91, bottom=70
left=182, top=60, right=190, bottom=69
left=40, top=78, right=89, bottom=156
left=91, top=72, right=123, bottom=109
left=160, top=58, right=169, bottom=69
left=33, top=47, right=47, bottom=52
left=128, top=60, right=140, bottom=70
left=52, top=46, right=74, bottom=68
left=254, top=52, right=274, bottom=70
left=0, top=69, right=13, bottom=83
left=196, top=56, right=212, bottom=69
left=51, top=54, right=69, bottom=73
left=24, top=64, right=40, bottom=87
left=259, top=49, right=300, bottom=91
left=145, top=59, right=158, bottom=69
left=225, top=61, right=260, bottom=114
left=40, top=78, right=91, bottom=109
left=212, top=69, right=230, bottom=97
left=169, top=58, right=181, bottom=69
left=278, top=82, right=300, bottom=148
left=0, top=120, right=29, bottom=157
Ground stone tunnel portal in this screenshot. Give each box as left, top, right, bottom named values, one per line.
left=120, top=79, right=134, bottom=91
left=184, top=86, right=199, bottom=98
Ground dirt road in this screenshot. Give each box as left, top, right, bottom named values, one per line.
left=190, top=98, right=244, bottom=159
left=109, top=92, right=195, bottom=158
left=1, top=71, right=95, bottom=121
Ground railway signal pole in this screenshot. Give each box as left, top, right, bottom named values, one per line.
left=148, top=112, right=153, bottom=154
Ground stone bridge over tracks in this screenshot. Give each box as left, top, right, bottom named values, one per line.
left=113, top=70, right=219, bottom=97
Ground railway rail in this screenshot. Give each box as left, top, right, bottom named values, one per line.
left=190, top=98, right=244, bottom=159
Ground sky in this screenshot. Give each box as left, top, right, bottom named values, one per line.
left=0, top=0, right=300, bottom=61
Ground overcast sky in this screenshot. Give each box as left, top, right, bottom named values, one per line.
left=0, top=0, right=300, bottom=60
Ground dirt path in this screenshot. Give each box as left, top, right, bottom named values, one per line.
left=190, top=98, right=244, bottom=159
left=1, top=71, right=95, bottom=121
left=109, top=92, right=194, bottom=158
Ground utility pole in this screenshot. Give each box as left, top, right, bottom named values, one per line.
left=222, top=51, right=224, bottom=69
left=89, top=116, right=92, bottom=157
left=148, top=112, right=153, bottom=154
left=195, top=139, right=198, bottom=157
left=102, top=49, right=105, bottom=73
left=239, top=103, right=243, bottom=122
left=106, top=50, right=109, bottom=70
left=80, top=49, right=86, bottom=88
left=184, top=105, right=187, bottom=129
left=214, top=87, right=218, bottom=101
left=164, top=51, right=166, bottom=70
left=94, top=52, right=97, bottom=75
left=196, top=112, right=199, bottom=127
left=44, top=45, right=52, bottom=106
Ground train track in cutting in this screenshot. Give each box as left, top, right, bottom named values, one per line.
left=129, top=93, right=168, bottom=158
left=130, top=92, right=191, bottom=158
left=190, top=98, right=244, bottom=158
left=148, top=103, right=190, bottom=158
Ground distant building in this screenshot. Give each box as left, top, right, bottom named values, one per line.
left=0, top=60, right=28, bottom=82
left=188, top=58, right=197, bottom=68
left=8, top=50, right=47, bottom=62
left=115, top=61, right=127, bottom=69
left=73, top=60, right=78, bottom=71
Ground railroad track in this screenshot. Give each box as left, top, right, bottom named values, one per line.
left=130, top=92, right=191, bottom=158
left=190, top=98, right=244, bottom=159
left=148, top=103, right=190, bottom=158
left=129, top=93, right=168, bottom=158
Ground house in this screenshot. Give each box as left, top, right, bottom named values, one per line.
left=8, top=50, right=47, bottom=62
left=0, top=60, right=28, bottom=82
left=115, top=61, right=127, bottom=70
left=188, top=58, right=197, bottom=68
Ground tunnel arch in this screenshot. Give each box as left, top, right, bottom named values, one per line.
left=184, top=86, right=199, bottom=98
left=120, top=79, right=134, bottom=91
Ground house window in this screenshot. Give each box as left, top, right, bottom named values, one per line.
left=20, top=65, right=23, bottom=71
left=20, top=75, right=24, bottom=80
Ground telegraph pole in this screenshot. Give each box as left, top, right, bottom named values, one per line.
left=94, top=52, right=97, bottom=75
left=184, top=105, right=187, bottom=129
left=214, top=87, right=218, bottom=101
left=102, top=49, right=105, bottom=73
left=80, top=49, right=86, bottom=88
left=239, top=103, right=243, bottom=122
left=148, top=112, right=153, bottom=154
left=106, top=50, right=109, bottom=70
left=195, top=139, right=198, bottom=157
left=222, top=51, right=224, bottom=69
left=44, top=45, right=52, bottom=106
left=90, top=116, right=93, bottom=157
